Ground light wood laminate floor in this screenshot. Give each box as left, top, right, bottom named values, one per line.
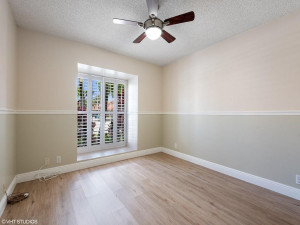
left=1, top=153, right=300, bottom=225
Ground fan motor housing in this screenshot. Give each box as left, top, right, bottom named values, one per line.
left=144, top=18, right=163, bottom=30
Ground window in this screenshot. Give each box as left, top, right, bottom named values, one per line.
left=77, top=74, right=127, bottom=153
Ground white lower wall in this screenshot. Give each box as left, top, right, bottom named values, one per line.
left=162, top=148, right=300, bottom=201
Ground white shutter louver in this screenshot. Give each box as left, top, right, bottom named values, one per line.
left=92, top=80, right=101, bottom=111
left=77, top=77, right=88, bottom=148
left=117, top=84, right=125, bottom=112
left=77, top=114, right=87, bottom=147
left=105, top=82, right=114, bottom=111
left=105, top=114, right=114, bottom=144
left=91, top=114, right=101, bottom=145
left=117, top=114, right=125, bottom=142
left=77, top=78, right=88, bottom=111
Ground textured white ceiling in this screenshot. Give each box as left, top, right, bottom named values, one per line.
left=8, top=0, right=300, bottom=65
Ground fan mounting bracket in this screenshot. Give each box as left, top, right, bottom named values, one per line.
left=143, top=18, right=163, bottom=30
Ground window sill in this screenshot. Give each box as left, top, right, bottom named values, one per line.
left=77, top=147, right=137, bottom=161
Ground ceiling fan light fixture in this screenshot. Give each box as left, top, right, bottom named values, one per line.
left=145, top=26, right=162, bottom=40
left=112, top=0, right=195, bottom=44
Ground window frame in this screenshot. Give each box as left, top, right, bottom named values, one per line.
left=77, top=73, right=127, bottom=153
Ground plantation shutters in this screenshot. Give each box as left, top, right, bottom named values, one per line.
left=77, top=74, right=127, bottom=153
left=117, top=83, right=126, bottom=142
left=77, top=78, right=88, bottom=147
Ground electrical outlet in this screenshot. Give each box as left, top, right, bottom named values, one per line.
left=296, top=175, right=300, bottom=184
left=44, top=157, right=50, bottom=165
left=56, top=156, right=61, bottom=164
left=174, top=143, right=178, bottom=149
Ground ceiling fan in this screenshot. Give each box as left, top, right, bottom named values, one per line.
left=113, top=0, right=195, bottom=43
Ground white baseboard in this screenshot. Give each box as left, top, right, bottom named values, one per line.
left=162, top=148, right=300, bottom=201
left=0, top=176, right=17, bottom=217
left=16, top=147, right=161, bottom=183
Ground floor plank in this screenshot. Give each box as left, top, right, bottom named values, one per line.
left=1, top=153, right=300, bottom=225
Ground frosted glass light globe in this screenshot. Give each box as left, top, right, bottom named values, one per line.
left=146, top=27, right=162, bottom=40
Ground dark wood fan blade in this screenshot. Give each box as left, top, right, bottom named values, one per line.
left=164, top=11, right=195, bottom=26
left=133, top=32, right=146, bottom=43
left=113, top=18, right=143, bottom=27
left=161, top=30, right=176, bottom=43
left=146, top=0, right=158, bottom=17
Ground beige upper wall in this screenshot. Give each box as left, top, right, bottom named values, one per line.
left=0, top=0, right=17, bottom=109
left=163, top=11, right=300, bottom=113
left=17, top=28, right=163, bottom=112
left=17, top=10, right=300, bottom=113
